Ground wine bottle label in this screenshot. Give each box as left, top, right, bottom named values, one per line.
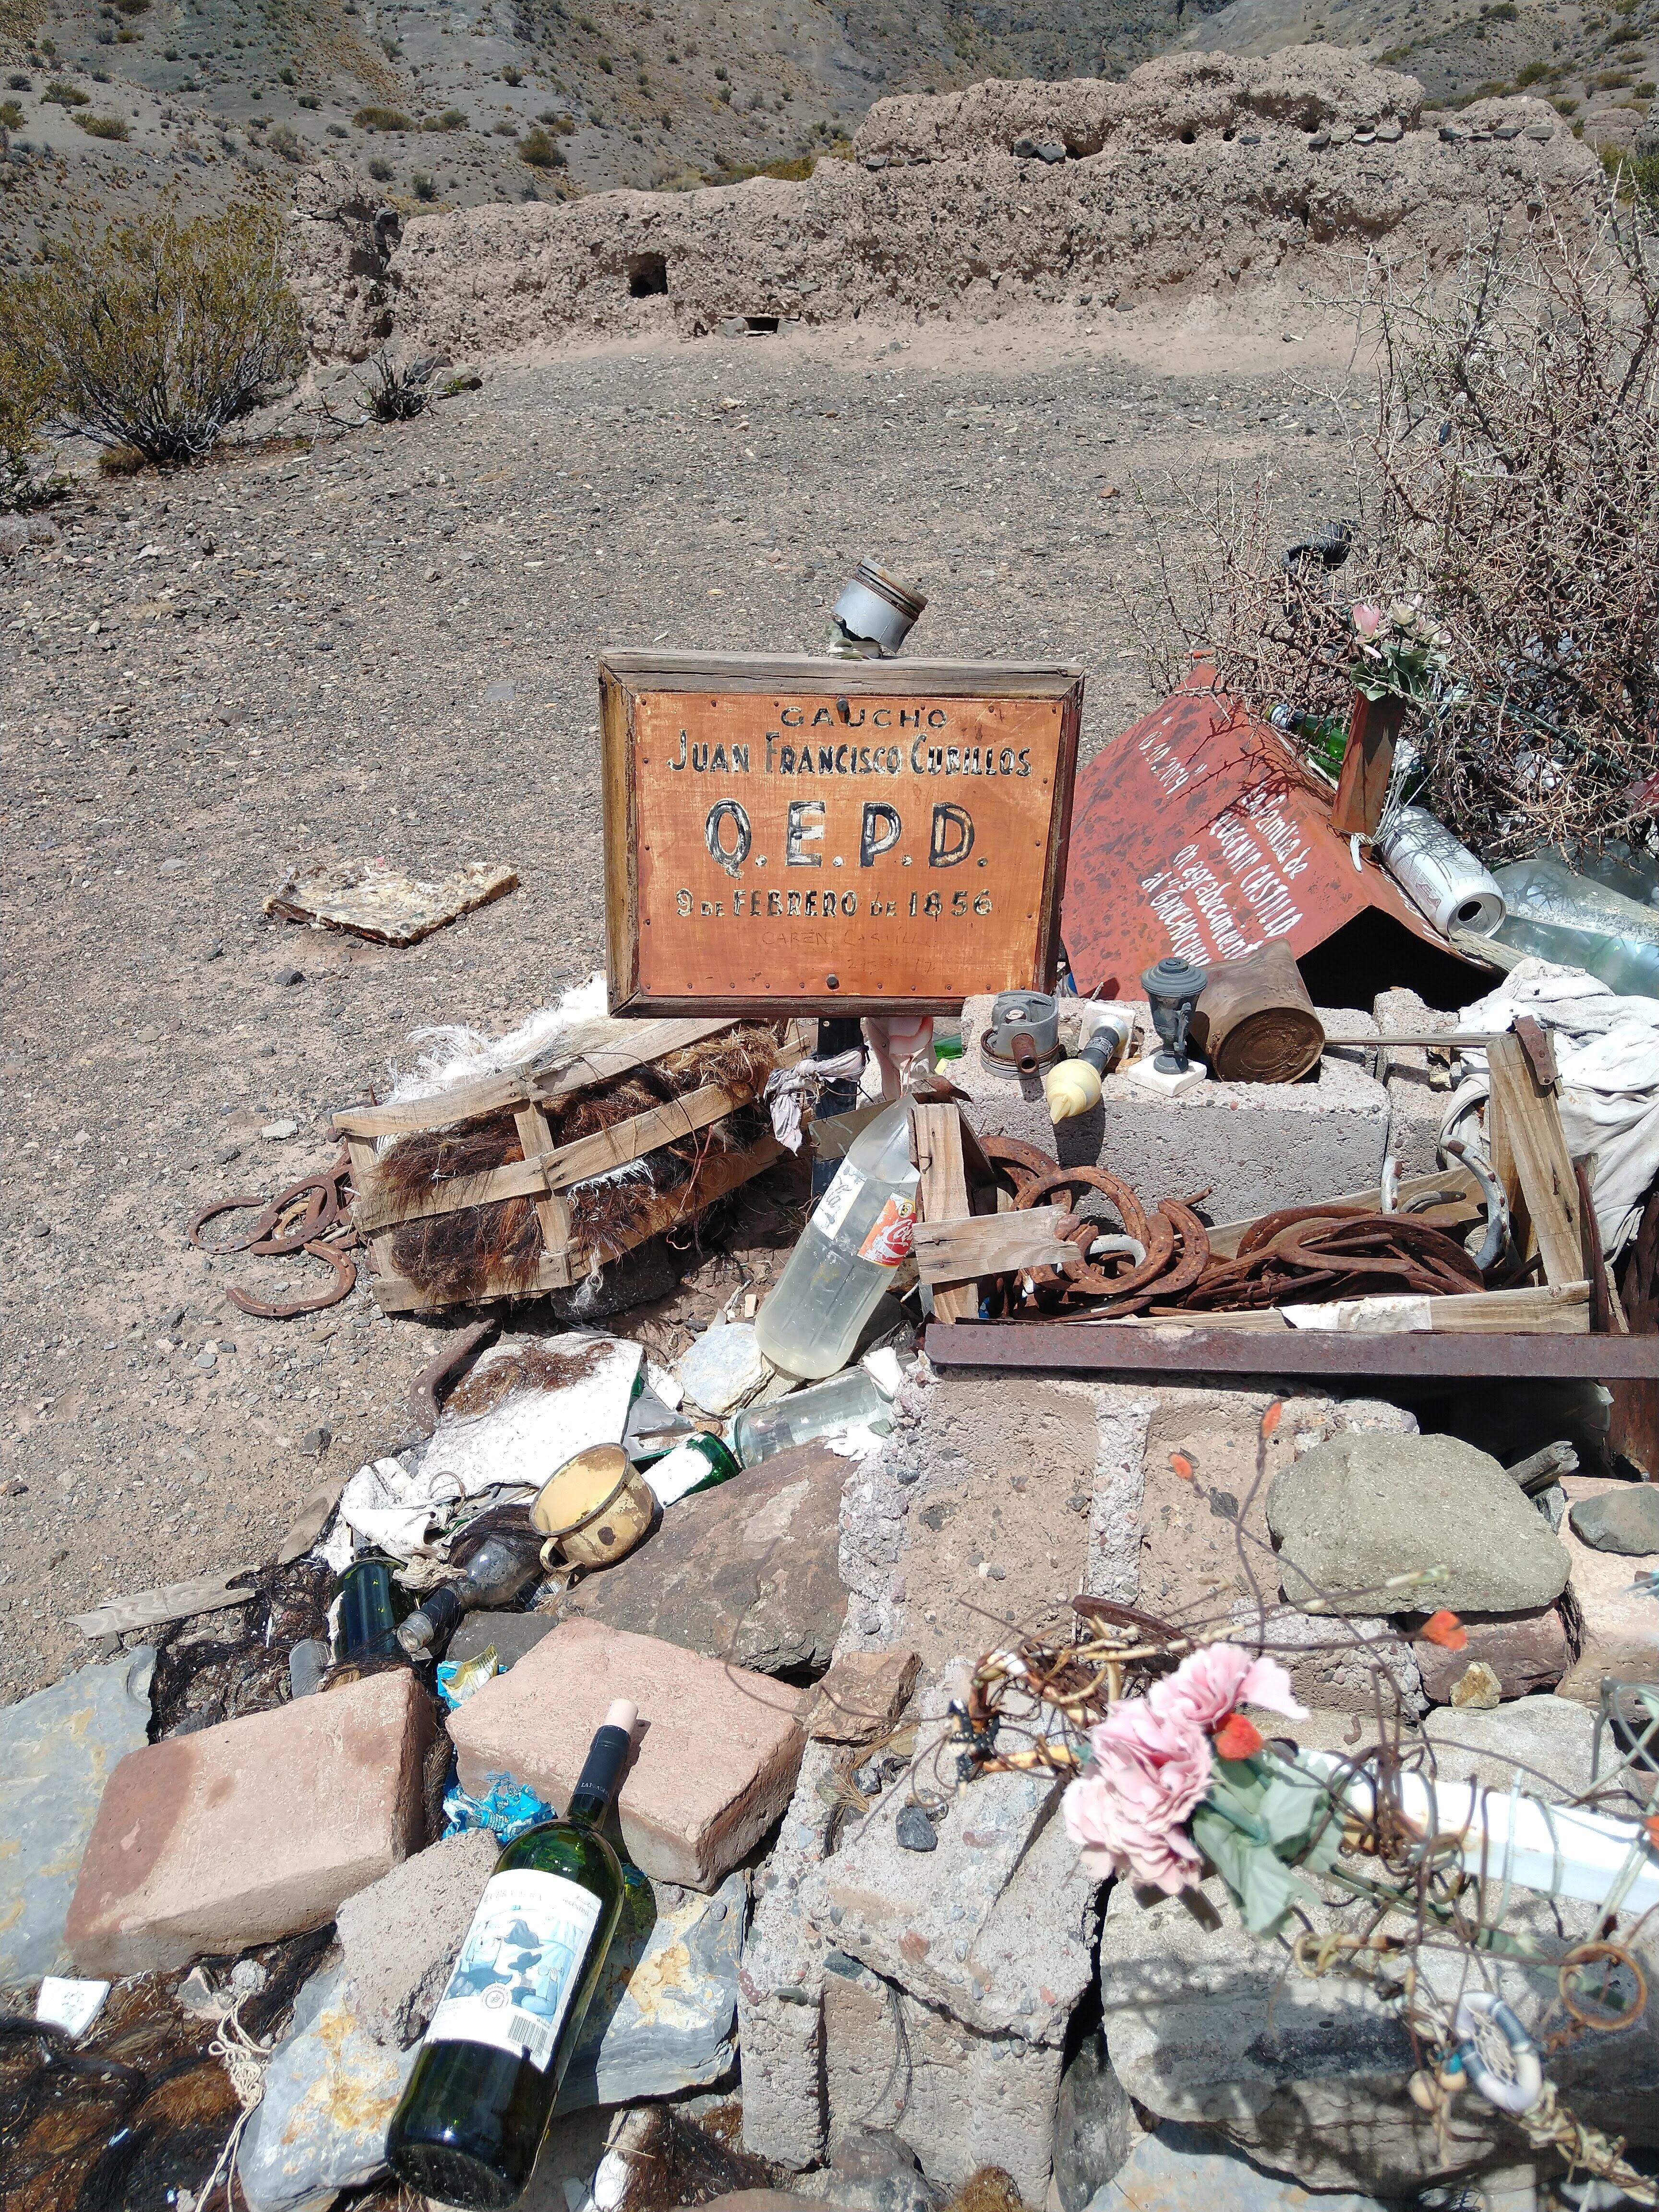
left=811, top=1158, right=865, bottom=1241
left=425, top=1869, right=602, bottom=2073
left=857, top=1192, right=916, bottom=1266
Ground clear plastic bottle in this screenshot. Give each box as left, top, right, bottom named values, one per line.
left=1491, top=854, right=1659, bottom=1000
left=756, top=1096, right=919, bottom=1380
left=732, top=1367, right=896, bottom=1466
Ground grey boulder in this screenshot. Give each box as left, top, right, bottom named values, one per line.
left=1569, top=1484, right=1659, bottom=1557
left=1267, top=1433, right=1569, bottom=1615
left=0, top=1646, right=155, bottom=1984
left=338, top=1828, right=498, bottom=2046
left=1055, top=2036, right=1145, bottom=2212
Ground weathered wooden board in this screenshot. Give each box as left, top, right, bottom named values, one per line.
left=914, top=1205, right=1076, bottom=1286
left=600, top=651, right=1084, bottom=1015
left=1487, top=1031, right=1584, bottom=1289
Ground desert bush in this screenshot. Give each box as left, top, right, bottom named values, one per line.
left=78, top=112, right=129, bottom=138
left=412, top=170, right=436, bottom=199
left=422, top=107, right=467, bottom=130
left=0, top=201, right=304, bottom=467
left=1124, top=200, right=1659, bottom=859
left=7, top=72, right=32, bottom=88
left=519, top=124, right=562, bottom=165
left=43, top=79, right=89, bottom=104
left=0, top=333, right=60, bottom=509
left=367, top=152, right=393, bottom=178
left=0, top=97, right=22, bottom=127
left=353, top=104, right=412, bottom=131
left=266, top=121, right=304, bottom=161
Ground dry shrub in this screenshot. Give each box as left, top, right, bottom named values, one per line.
left=0, top=200, right=303, bottom=466
left=1126, top=194, right=1659, bottom=860
left=0, top=328, right=58, bottom=509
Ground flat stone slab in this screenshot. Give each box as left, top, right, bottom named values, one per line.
left=67, top=1668, right=433, bottom=1976
left=0, top=1647, right=155, bottom=1986
left=559, top=1869, right=746, bottom=2110
left=1411, top=1604, right=1567, bottom=1704
left=1089, top=2123, right=1391, bottom=2211
left=448, top=1618, right=805, bottom=1890
left=560, top=1442, right=849, bottom=1677
left=237, top=1965, right=415, bottom=2212
left=1266, top=1431, right=1570, bottom=1616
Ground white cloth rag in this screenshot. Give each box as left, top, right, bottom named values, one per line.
left=1456, top=956, right=1659, bottom=1255
left=764, top=1049, right=866, bottom=1153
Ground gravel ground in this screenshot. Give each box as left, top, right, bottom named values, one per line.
left=0, top=308, right=1365, bottom=1702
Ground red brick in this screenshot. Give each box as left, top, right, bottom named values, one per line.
left=1413, top=1606, right=1569, bottom=1703
left=66, top=1670, right=433, bottom=1976
left=446, top=1618, right=804, bottom=1889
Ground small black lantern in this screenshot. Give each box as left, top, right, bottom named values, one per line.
left=1140, top=956, right=1210, bottom=1076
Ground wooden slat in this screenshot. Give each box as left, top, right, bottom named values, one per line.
left=1487, top=1032, right=1583, bottom=1289
left=912, top=1100, right=995, bottom=1323
left=914, top=1205, right=1075, bottom=1286
left=333, top=1015, right=736, bottom=1140
left=354, top=1152, right=551, bottom=1235
left=597, top=650, right=1085, bottom=697
left=1137, top=1281, right=1590, bottom=1334
left=1203, top=1162, right=1482, bottom=1262
left=516, top=1102, right=570, bottom=1286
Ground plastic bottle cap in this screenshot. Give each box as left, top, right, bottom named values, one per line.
left=603, top=1699, right=639, bottom=1737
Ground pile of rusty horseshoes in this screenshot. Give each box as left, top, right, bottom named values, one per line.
left=186, top=1152, right=358, bottom=1318
left=981, top=1136, right=1489, bottom=1318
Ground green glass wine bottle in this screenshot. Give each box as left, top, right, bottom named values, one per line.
left=385, top=1699, right=637, bottom=2210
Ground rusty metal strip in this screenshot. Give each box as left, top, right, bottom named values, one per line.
left=923, top=1320, right=1659, bottom=1381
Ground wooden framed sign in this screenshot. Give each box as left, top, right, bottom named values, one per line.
left=599, top=651, right=1084, bottom=1016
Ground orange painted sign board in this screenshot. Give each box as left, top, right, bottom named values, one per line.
left=600, top=652, right=1084, bottom=1015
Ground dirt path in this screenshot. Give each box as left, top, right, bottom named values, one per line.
left=0, top=309, right=1365, bottom=1700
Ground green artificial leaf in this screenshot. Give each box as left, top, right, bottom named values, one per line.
left=1191, top=1804, right=1324, bottom=1936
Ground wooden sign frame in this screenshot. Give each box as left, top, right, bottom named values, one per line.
left=599, top=650, right=1085, bottom=1017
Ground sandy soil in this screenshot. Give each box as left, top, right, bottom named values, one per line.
left=0, top=307, right=1368, bottom=1702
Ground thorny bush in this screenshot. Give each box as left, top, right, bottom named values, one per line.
left=0, top=332, right=60, bottom=510
left=0, top=200, right=304, bottom=468
left=1128, top=195, right=1659, bottom=860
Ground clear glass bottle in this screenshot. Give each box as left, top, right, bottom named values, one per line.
left=397, top=1528, right=544, bottom=1658
left=755, top=1096, right=919, bottom=1380
left=386, top=1702, right=635, bottom=2209
left=732, top=1366, right=896, bottom=1466
left=1491, top=854, right=1659, bottom=1000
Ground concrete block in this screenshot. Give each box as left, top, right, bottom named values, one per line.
left=1373, top=987, right=1461, bottom=1181
left=739, top=1739, right=842, bottom=2170
left=837, top=1366, right=1152, bottom=1678
left=338, top=1828, right=499, bottom=2046
left=955, top=993, right=1389, bottom=1226
left=1421, top=1692, right=1624, bottom=1805
left=802, top=1762, right=1095, bottom=2045
left=0, top=1646, right=155, bottom=1987
left=1249, top=1606, right=1424, bottom=1717
left=823, top=1955, right=1065, bottom=2206
left=66, top=1668, right=433, bottom=1977
left=447, top=1618, right=805, bottom=1890
left=1412, top=1605, right=1569, bottom=1704
left=1555, top=1475, right=1659, bottom=1704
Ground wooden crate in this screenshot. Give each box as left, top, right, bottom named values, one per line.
left=334, top=1013, right=813, bottom=1313
left=599, top=650, right=1085, bottom=1016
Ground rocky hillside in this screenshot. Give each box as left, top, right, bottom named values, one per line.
left=284, top=49, right=1599, bottom=366
left=2, top=0, right=1647, bottom=274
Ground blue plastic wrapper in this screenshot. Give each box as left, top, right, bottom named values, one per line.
left=442, top=1769, right=555, bottom=1843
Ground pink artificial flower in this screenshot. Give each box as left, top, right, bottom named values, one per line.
left=1150, top=1642, right=1309, bottom=1733
left=1351, top=602, right=1384, bottom=639
left=1063, top=1698, right=1212, bottom=1893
